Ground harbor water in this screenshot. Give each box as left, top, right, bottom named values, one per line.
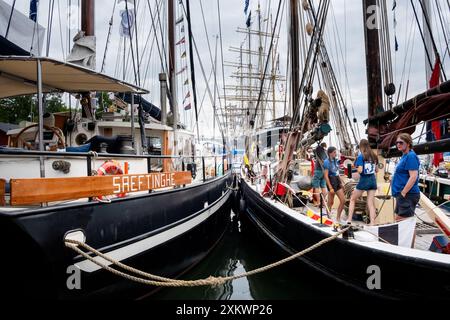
left=148, top=211, right=363, bottom=300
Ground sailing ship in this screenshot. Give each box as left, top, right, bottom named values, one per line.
left=0, top=0, right=232, bottom=299
left=237, top=0, right=450, bottom=299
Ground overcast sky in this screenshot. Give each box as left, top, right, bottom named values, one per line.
left=4, top=0, right=449, bottom=146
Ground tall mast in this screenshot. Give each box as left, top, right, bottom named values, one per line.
left=289, top=0, right=299, bottom=119
left=186, top=0, right=200, bottom=143
left=81, top=0, right=95, bottom=38
left=168, top=0, right=178, bottom=153
left=80, top=0, right=95, bottom=120
left=362, top=0, right=383, bottom=146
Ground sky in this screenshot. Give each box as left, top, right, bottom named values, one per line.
left=3, top=0, right=449, bottom=147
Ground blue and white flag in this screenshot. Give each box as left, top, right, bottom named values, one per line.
left=29, top=0, right=39, bottom=22
left=244, top=0, right=250, bottom=15
left=246, top=11, right=251, bottom=28
left=120, top=9, right=135, bottom=37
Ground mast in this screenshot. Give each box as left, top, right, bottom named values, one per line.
left=362, top=0, right=383, bottom=147
left=289, top=0, right=300, bottom=119
left=185, top=0, right=200, bottom=144
left=81, top=0, right=94, bottom=37
left=168, top=0, right=178, bottom=153
left=80, top=0, right=95, bottom=120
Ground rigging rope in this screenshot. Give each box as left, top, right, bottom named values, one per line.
left=101, top=0, right=117, bottom=73
left=410, top=0, right=436, bottom=76
left=4, top=0, right=16, bottom=39
left=57, top=0, right=66, bottom=61
left=433, top=0, right=450, bottom=65
left=416, top=0, right=447, bottom=81
left=64, top=226, right=350, bottom=288
left=45, top=0, right=55, bottom=57
left=217, top=0, right=228, bottom=136
left=133, top=0, right=141, bottom=86
left=147, top=0, right=167, bottom=75
left=124, top=1, right=139, bottom=85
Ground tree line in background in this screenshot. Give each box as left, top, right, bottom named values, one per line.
left=0, top=95, right=68, bottom=124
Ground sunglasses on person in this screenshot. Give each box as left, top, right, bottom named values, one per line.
left=395, top=141, right=405, bottom=145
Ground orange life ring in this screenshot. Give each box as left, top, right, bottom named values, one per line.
left=96, top=161, right=126, bottom=200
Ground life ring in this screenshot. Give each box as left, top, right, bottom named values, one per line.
left=96, top=160, right=126, bottom=200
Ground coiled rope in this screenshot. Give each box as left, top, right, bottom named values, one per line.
left=64, top=226, right=349, bottom=288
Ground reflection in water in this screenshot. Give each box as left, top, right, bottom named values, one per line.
left=150, top=212, right=359, bottom=300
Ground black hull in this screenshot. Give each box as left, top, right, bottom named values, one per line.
left=0, top=173, right=233, bottom=299
left=240, top=179, right=450, bottom=300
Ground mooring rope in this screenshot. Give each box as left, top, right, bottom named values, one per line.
left=64, top=226, right=349, bottom=288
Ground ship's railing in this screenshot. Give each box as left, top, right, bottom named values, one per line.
left=0, top=149, right=231, bottom=177
left=0, top=149, right=231, bottom=207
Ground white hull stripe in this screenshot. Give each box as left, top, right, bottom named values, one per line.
left=75, top=190, right=231, bottom=273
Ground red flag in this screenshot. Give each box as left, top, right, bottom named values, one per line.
left=430, top=58, right=443, bottom=167
left=176, top=37, right=185, bottom=45
left=429, top=57, right=440, bottom=88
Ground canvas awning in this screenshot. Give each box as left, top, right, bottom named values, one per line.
left=0, top=56, right=149, bottom=98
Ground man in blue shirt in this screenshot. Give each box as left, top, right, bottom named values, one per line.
left=392, top=133, right=420, bottom=219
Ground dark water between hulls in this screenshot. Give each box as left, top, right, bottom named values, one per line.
left=148, top=211, right=363, bottom=300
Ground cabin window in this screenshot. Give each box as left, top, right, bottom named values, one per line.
left=147, top=137, right=162, bottom=155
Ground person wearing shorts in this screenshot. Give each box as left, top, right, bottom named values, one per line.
left=311, top=143, right=327, bottom=206
left=346, top=139, right=378, bottom=225
left=392, top=133, right=420, bottom=220
left=324, top=146, right=345, bottom=222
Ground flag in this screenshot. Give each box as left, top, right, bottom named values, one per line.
left=392, top=0, right=397, bottom=10
left=429, top=57, right=440, bottom=88
left=244, top=0, right=250, bottom=15
left=364, top=218, right=416, bottom=247
left=184, top=79, right=189, bottom=85
left=119, top=9, right=135, bottom=37
left=246, top=11, right=251, bottom=28
left=183, top=91, right=190, bottom=103
left=29, top=0, right=38, bottom=22
left=181, top=51, right=186, bottom=58
left=176, top=16, right=184, bottom=25
left=429, top=57, right=444, bottom=166
left=184, top=103, right=191, bottom=110
left=176, top=66, right=187, bottom=75
left=176, top=37, right=185, bottom=45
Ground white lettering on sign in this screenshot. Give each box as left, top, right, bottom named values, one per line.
left=113, top=176, right=121, bottom=193
left=154, top=174, right=160, bottom=189
left=130, top=175, right=137, bottom=192
left=112, top=173, right=181, bottom=194
left=122, top=176, right=130, bottom=192
left=138, top=175, right=144, bottom=191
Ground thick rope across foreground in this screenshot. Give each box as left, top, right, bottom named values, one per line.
left=65, top=227, right=349, bottom=288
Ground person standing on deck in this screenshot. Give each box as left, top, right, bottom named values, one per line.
left=346, top=139, right=378, bottom=225
left=392, top=133, right=420, bottom=221
left=324, top=146, right=345, bottom=222
left=311, top=142, right=328, bottom=206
